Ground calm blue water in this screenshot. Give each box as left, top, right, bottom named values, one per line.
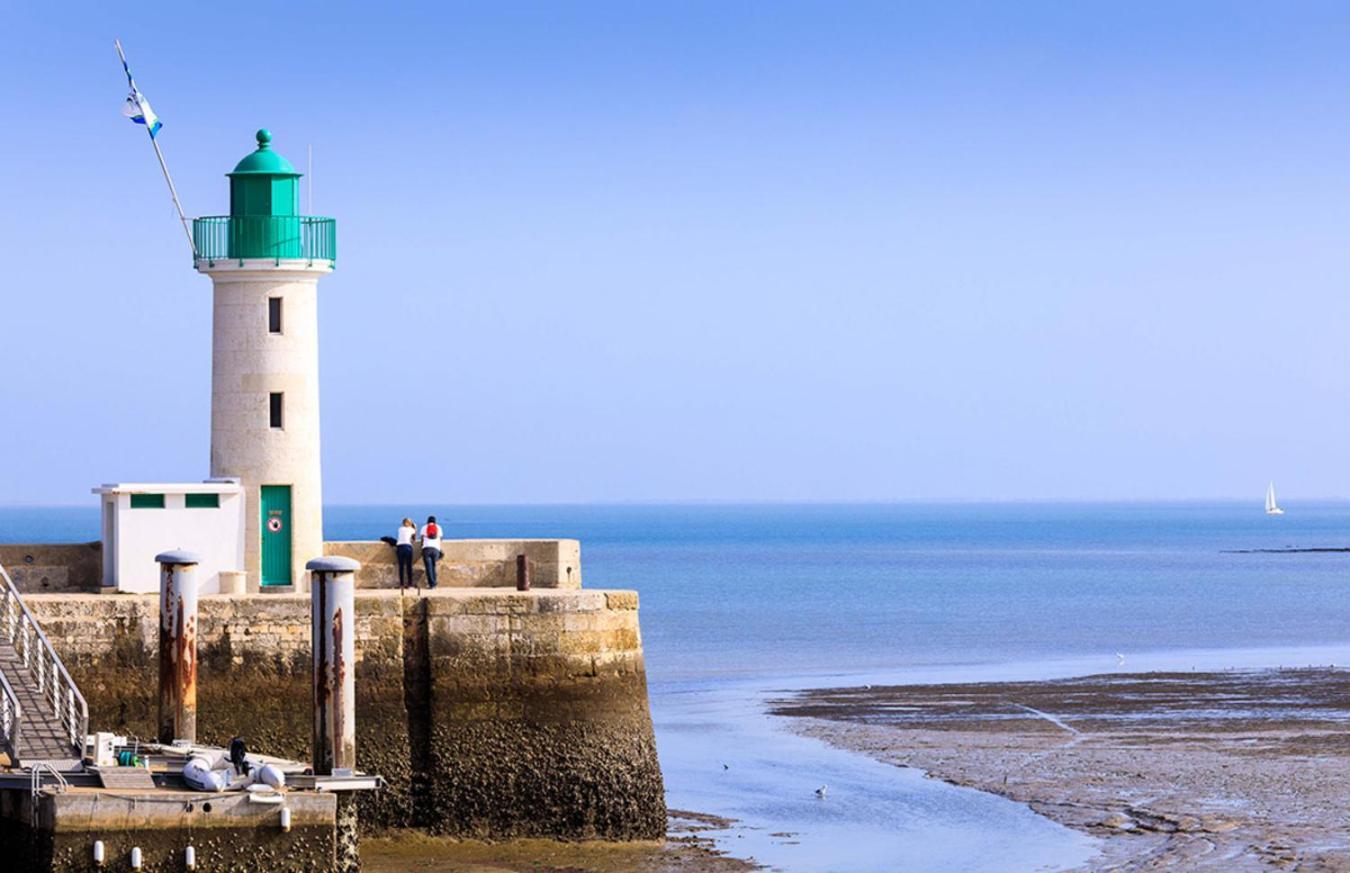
left=11, top=501, right=1348, bottom=681
left=8, top=501, right=1349, bottom=871
left=332, top=501, right=1350, bottom=682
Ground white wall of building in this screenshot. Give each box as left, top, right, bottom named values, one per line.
left=93, top=482, right=245, bottom=594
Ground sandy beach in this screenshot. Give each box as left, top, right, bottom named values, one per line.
left=773, top=668, right=1350, bottom=871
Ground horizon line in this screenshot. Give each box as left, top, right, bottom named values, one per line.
left=3, top=496, right=1349, bottom=509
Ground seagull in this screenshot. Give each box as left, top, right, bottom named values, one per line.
left=815, top=785, right=828, bottom=798
left=721, top=763, right=729, bottom=770
left=1115, top=652, right=1126, bottom=665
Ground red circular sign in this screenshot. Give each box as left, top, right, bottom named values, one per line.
left=267, top=517, right=283, bottom=533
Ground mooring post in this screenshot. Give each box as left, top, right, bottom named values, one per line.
left=516, top=553, right=531, bottom=592
left=307, top=556, right=359, bottom=774
left=305, top=556, right=361, bottom=873
left=155, top=550, right=200, bottom=745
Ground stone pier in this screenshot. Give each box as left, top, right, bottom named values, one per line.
left=22, top=587, right=665, bottom=840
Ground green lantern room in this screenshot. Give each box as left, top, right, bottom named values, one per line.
left=229, top=129, right=299, bottom=218
left=192, top=129, right=336, bottom=266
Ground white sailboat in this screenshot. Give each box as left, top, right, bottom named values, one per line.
left=1265, top=482, right=1284, bottom=516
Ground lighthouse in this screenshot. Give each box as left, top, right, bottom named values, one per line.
left=193, top=130, right=336, bottom=588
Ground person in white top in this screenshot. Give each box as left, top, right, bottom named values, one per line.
left=395, top=517, right=417, bottom=590
left=419, top=515, right=444, bottom=588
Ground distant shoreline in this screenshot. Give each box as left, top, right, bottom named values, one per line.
left=1222, top=546, right=1350, bottom=553
left=771, top=668, right=1350, bottom=872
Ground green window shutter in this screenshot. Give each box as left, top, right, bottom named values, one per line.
left=130, top=493, right=165, bottom=509
left=186, top=493, right=220, bottom=509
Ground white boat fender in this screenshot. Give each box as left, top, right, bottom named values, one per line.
left=256, top=763, right=286, bottom=790
left=182, top=755, right=229, bottom=792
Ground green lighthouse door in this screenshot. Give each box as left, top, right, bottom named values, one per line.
left=260, top=485, right=292, bottom=586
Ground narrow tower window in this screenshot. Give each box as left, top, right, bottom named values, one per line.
left=269, top=393, right=284, bottom=429
left=268, top=297, right=283, bottom=334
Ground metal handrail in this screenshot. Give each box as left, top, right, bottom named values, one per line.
left=30, top=760, right=70, bottom=824
left=0, top=564, right=88, bottom=761
left=0, top=666, right=21, bottom=766
left=30, top=760, right=69, bottom=796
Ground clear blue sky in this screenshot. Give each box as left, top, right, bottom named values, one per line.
left=4, top=1, right=1350, bottom=504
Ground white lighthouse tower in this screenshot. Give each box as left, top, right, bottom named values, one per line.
left=193, top=129, right=335, bottom=588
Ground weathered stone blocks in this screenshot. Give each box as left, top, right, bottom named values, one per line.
left=23, top=588, right=664, bottom=840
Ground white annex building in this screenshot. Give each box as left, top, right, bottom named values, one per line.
left=94, top=481, right=244, bottom=594
left=95, top=130, right=335, bottom=592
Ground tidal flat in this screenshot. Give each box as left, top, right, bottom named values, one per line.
left=773, top=668, right=1350, bottom=871
left=361, top=811, right=756, bottom=872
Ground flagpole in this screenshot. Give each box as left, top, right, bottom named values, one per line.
left=115, top=39, right=197, bottom=259
left=149, top=135, right=197, bottom=258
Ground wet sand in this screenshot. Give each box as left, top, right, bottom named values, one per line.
left=772, top=668, right=1350, bottom=871
left=362, top=811, right=758, bottom=873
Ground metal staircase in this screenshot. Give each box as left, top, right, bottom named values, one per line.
left=0, top=564, right=87, bottom=770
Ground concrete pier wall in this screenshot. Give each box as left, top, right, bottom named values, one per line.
left=2, top=787, right=337, bottom=873
left=0, top=543, right=101, bottom=594
left=3, top=539, right=582, bottom=593
left=325, top=539, right=582, bottom=589
left=23, top=588, right=664, bottom=840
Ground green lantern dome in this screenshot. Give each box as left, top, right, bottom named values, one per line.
left=191, top=128, right=335, bottom=267
left=229, top=129, right=301, bottom=177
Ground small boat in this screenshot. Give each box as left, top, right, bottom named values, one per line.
left=1265, top=482, right=1285, bottom=516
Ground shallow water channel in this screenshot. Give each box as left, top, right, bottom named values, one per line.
left=653, top=643, right=1350, bottom=873
left=651, top=676, right=1099, bottom=872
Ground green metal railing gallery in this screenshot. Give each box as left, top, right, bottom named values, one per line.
left=192, top=215, right=337, bottom=265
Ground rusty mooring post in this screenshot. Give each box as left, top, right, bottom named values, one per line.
left=155, top=550, right=200, bottom=744
left=516, top=554, right=531, bottom=591
left=306, top=556, right=359, bottom=775
left=306, top=556, right=361, bottom=873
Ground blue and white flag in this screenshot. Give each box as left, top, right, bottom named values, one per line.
left=122, top=90, right=161, bottom=137
left=116, top=41, right=162, bottom=138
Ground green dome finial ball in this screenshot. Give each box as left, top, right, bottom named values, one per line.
left=229, top=128, right=297, bottom=176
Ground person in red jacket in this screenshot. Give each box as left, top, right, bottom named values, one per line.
left=419, top=515, right=443, bottom=588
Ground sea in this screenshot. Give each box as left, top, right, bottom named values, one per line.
left=6, top=501, right=1350, bottom=871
